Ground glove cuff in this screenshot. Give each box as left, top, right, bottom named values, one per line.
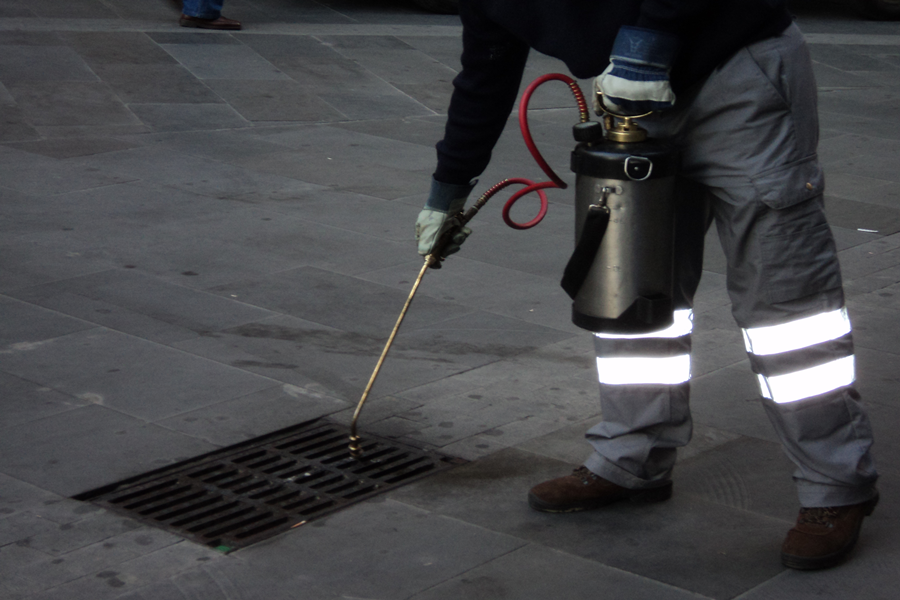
left=610, top=26, right=678, bottom=69
left=424, top=177, right=477, bottom=213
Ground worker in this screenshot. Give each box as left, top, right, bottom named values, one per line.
left=414, top=0, right=879, bottom=570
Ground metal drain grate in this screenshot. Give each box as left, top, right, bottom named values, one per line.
left=76, top=419, right=462, bottom=552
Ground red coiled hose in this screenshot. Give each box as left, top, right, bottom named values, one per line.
left=500, top=73, right=589, bottom=230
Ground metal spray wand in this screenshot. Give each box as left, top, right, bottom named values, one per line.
left=348, top=180, right=518, bottom=458
left=349, top=74, right=589, bottom=458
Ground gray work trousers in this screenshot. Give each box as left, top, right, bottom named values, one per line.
left=584, top=24, right=878, bottom=507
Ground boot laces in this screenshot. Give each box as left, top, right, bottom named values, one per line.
left=572, top=466, right=600, bottom=484
left=798, top=506, right=840, bottom=527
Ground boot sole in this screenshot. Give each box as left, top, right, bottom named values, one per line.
left=179, top=18, right=241, bottom=30
left=528, top=482, right=673, bottom=513
left=781, top=493, right=879, bottom=570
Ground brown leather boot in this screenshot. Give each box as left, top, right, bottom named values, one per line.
left=528, top=466, right=673, bottom=513
left=781, top=493, right=879, bottom=570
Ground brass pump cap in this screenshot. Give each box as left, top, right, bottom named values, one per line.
left=604, top=115, right=648, bottom=143
left=594, top=92, right=652, bottom=143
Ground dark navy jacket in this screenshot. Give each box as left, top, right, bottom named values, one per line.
left=434, top=0, right=793, bottom=185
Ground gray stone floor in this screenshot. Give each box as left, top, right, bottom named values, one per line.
left=1, top=1, right=899, bottom=599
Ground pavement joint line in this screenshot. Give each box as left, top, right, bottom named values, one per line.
left=8, top=22, right=900, bottom=44
left=0, top=19, right=464, bottom=36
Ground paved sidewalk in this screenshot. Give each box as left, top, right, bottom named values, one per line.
left=2, top=1, right=899, bottom=599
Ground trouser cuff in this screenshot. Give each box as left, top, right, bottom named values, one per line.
left=796, top=480, right=879, bottom=508
left=584, top=453, right=672, bottom=490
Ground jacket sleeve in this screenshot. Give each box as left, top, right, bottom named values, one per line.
left=433, top=1, right=530, bottom=185
left=635, top=0, right=719, bottom=34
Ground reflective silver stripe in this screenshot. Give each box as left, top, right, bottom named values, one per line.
left=757, top=356, right=856, bottom=403
left=742, top=307, right=851, bottom=356
left=596, top=354, right=691, bottom=385
left=594, top=309, right=693, bottom=340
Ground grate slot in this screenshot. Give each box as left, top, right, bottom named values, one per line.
left=108, top=480, right=180, bottom=505
left=286, top=432, right=346, bottom=452
left=248, top=485, right=287, bottom=501
left=216, top=474, right=256, bottom=490
left=368, top=456, right=424, bottom=480
left=279, top=467, right=327, bottom=483
left=348, top=447, right=394, bottom=469
left=320, top=452, right=358, bottom=466
left=384, top=462, right=437, bottom=485
left=231, top=480, right=272, bottom=496
left=327, top=479, right=369, bottom=496
left=244, top=455, right=284, bottom=470
left=80, top=419, right=461, bottom=551
left=272, top=429, right=334, bottom=451
left=153, top=495, right=226, bottom=522
left=170, top=500, right=240, bottom=528
left=298, top=499, right=335, bottom=515
left=235, top=516, right=291, bottom=540
left=203, top=511, right=274, bottom=538
left=135, top=488, right=210, bottom=515
left=365, top=453, right=413, bottom=476
left=261, top=459, right=300, bottom=475
left=280, top=494, right=319, bottom=511
left=187, top=464, right=227, bottom=479
left=202, top=469, right=242, bottom=485
left=120, top=482, right=195, bottom=511
left=306, top=442, right=354, bottom=461
left=276, top=432, right=341, bottom=454
left=288, top=439, right=346, bottom=457
left=309, top=474, right=345, bottom=489
left=231, top=450, right=269, bottom=465
left=342, top=484, right=380, bottom=500
left=266, top=490, right=305, bottom=507
left=187, top=506, right=257, bottom=534
left=350, top=451, right=408, bottom=475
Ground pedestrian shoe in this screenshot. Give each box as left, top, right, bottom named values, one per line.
left=179, top=14, right=242, bottom=30
left=528, top=466, right=673, bottom=513
left=781, top=493, right=879, bottom=570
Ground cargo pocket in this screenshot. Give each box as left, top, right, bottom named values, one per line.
left=752, top=154, right=824, bottom=210
left=753, top=155, right=841, bottom=305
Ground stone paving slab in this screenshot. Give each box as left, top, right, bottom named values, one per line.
left=1, top=2, right=899, bottom=600
left=0, top=145, right=137, bottom=195
left=391, top=448, right=789, bottom=600
left=0, top=403, right=219, bottom=495
left=408, top=543, right=708, bottom=600
left=7, top=268, right=279, bottom=344
left=228, top=499, right=528, bottom=600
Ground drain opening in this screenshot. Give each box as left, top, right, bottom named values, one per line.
left=76, top=419, right=463, bottom=552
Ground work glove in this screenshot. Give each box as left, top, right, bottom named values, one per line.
left=415, top=178, right=477, bottom=258
left=594, top=26, right=679, bottom=116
